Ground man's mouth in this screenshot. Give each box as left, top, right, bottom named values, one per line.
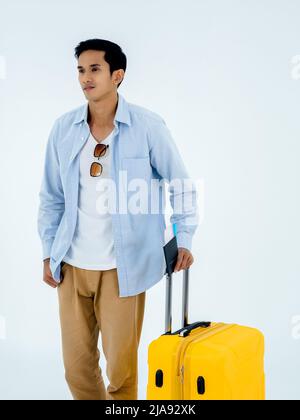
left=84, top=86, right=95, bottom=91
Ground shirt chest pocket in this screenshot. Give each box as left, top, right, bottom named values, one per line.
left=121, top=157, right=152, bottom=190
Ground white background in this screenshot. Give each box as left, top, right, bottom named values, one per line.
left=0, top=0, right=299, bottom=400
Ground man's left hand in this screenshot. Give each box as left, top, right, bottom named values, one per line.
left=174, top=247, right=194, bottom=272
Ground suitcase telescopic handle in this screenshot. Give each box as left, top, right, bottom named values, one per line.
left=164, top=269, right=211, bottom=335
left=163, top=234, right=211, bottom=335
left=165, top=268, right=190, bottom=334
left=163, top=234, right=189, bottom=334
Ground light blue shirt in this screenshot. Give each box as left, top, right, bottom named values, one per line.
left=37, top=93, right=199, bottom=297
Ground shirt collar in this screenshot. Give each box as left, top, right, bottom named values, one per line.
left=73, top=92, right=131, bottom=126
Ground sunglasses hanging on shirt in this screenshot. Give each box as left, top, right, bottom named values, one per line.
left=90, top=143, right=109, bottom=177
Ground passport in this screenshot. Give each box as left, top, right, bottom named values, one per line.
left=163, top=233, right=178, bottom=276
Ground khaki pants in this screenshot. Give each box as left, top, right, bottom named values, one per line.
left=57, top=262, right=146, bottom=400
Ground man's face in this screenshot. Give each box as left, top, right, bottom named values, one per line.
left=77, top=49, right=123, bottom=100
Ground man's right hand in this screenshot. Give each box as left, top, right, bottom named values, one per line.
left=43, top=258, right=58, bottom=288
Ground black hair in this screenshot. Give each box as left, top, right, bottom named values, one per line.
left=74, top=38, right=127, bottom=88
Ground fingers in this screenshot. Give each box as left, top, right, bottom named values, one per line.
left=174, top=250, right=184, bottom=272
left=174, top=250, right=194, bottom=272
left=43, top=275, right=58, bottom=288
left=43, top=260, right=58, bottom=288
left=186, top=254, right=194, bottom=269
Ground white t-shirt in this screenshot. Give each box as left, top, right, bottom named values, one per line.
left=63, top=128, right=117, bottom=270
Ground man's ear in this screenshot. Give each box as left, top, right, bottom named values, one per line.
left=113, top=69, right=124, bottom=84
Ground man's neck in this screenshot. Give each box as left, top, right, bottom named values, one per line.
left=87, top=91, right=118, bottom=128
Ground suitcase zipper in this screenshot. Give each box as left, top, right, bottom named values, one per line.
left=177, top=323, right=225, bottom=377
left=177, top=323, right=235, bottom=399
left=177, top=323, right=223, bottom=390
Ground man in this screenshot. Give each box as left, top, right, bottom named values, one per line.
left=37, top=38, right=198, bottom=400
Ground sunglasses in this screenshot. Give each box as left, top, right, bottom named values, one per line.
left=90, top=143, right=109, bottom=177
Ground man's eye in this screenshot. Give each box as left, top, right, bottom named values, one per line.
left=78, top=68, right=99, bottom=74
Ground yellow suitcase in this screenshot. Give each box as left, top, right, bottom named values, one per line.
left=147, top=262, right=265, bottom=400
